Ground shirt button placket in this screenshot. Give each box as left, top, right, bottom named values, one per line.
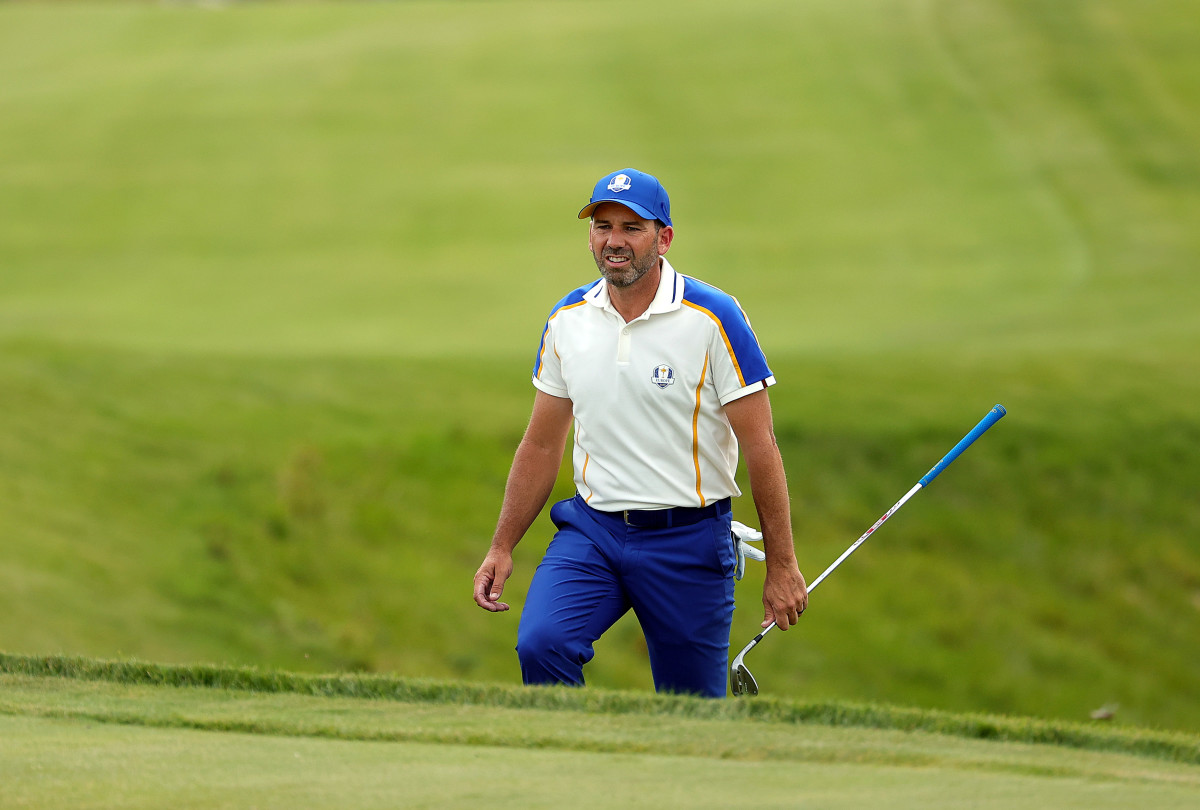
left=616, top=324, right=632, bottom=365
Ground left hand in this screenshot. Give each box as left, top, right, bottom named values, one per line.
left=762, top=563, right=808, bottom=630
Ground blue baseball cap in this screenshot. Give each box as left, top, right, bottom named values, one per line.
left=577, top=168, right=672, bottom=226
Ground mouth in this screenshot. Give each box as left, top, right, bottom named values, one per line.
left=603, top=253, right=632, bottom=268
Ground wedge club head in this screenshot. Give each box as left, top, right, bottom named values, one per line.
left=729, top=657, right=758, bottom=696
left=729, top=623, right=773, bottom=696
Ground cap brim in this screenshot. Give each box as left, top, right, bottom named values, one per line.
left=577, top=199, right=660, bottom=221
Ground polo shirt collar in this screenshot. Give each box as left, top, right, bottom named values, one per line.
left=583, top=258, right=684, bottom=319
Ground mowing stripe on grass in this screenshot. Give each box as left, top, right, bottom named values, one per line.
left=7, top=675, right=1198, bottom=789
left=3, top=652, right=1196, bottom=765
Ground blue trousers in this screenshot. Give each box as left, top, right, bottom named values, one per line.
left=516, top=495, right=736, bottom=698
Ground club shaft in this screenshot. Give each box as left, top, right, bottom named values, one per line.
left=739, top=481, right=923, bottom=649
left=731, top=404, right=1007, bottom=671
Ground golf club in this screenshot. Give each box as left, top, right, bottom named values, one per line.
left=730, top=403, right=1007, bottom=696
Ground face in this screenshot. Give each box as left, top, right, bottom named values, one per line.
left=588, top=202, right=673, bottom=289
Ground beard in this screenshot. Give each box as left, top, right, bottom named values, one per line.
left=594, top=245, right=660, bottom=289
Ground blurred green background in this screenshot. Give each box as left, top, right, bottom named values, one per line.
left=1, top=0, right=1197, bottom=730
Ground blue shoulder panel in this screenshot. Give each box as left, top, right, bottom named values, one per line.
left=681, top=276, right=772, bottom=385
left=532, top=281, right=596, bottom=379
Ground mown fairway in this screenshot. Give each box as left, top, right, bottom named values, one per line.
left=2, top=0, right=1199, bottom=748
left=2, top=656, right=1199, bottom=809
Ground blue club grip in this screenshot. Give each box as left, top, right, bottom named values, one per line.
left=918, top=404, right=1006, bottom=487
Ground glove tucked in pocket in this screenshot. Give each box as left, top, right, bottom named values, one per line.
left=731, top=520, right=765, bottom=581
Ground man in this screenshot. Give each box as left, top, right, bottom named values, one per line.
left=473, top=168, right=808, bottom=697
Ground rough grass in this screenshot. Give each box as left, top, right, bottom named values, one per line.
left=3, top=342, right=1196, bottom=730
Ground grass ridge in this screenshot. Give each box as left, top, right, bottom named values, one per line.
left=4, top=652, right=1197, bottom=765
left=0, top=701, right=1138, bottom=779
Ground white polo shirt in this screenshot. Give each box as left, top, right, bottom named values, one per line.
left=532, top=258, right=776, bottom=512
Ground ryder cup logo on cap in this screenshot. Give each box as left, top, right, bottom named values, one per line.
left=607, top=174, right=632, bottom=193
left=650, top=363, right=676, bottom=389
left=578, top=168, right=673, bottom=226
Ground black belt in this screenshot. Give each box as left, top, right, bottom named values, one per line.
left=620, top=498, right=731, bottom=528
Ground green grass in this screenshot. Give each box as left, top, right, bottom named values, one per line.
left=4, top=653, right=1199, bottom=763
left=2, top=0, right=1195, bottom=358
left=1, top=0, right=1198, bottom=739
left=4, top=342, right=1196, bottom=729
left=2, top=655, right=1199, bottom=808
left=8, top=718, right=1193, bottom=810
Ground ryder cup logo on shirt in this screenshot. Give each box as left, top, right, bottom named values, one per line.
left=608, top=174, right=632, bottom=193
left=650, top=363, right=675, bottom=389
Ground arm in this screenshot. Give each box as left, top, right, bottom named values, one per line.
left=473, top=390, right=574, bottom=612
left=724, top=389, right=809, bottom=629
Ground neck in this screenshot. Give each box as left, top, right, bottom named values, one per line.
left=609, top=260, right=662, bottom=323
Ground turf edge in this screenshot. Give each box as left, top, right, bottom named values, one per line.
left=2, top=652, right=1196, bottom=765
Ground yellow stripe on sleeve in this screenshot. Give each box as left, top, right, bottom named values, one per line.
left=682, top=301, right=746, bottom=387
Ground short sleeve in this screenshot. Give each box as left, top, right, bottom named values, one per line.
left=531, top=317, right=569, bottom=398
left=682, top=282, right=776, bottom=405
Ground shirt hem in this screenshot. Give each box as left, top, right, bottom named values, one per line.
left=532, top=377, right=570, bottom=398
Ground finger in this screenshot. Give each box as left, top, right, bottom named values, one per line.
left=777, top=604, right=801, bottom=630
left=475, top=592, right=510, bottom=612
left=489, top=569, right=510, bottom=603
left=486, top=589, right=511, bottom=611
left=475, top=567, right=513, bottom=612
left=473, top=572, right=499, bottom=610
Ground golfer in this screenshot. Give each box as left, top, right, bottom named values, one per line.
left=473, top=168, right=808, bottom=697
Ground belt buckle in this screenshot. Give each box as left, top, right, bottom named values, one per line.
left=623, top=510, right=632, bottom=526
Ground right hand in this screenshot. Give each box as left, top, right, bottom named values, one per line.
left=473, top=549, right=514, bottom=612
left=762, top=561, right=808, bottom=630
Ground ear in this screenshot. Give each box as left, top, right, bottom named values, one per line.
left=657, top=225, right=674, bottom=256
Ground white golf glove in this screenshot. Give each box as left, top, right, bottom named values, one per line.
left=731, top=520, right=765, bottom=581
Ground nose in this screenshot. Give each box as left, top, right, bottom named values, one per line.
left=602, top=229, right=629, bottom=250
